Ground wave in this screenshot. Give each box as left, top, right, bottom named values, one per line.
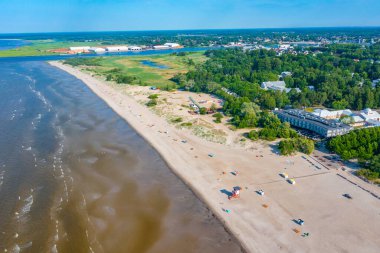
left=51, top=244, right=58, bottom=253
left=25, top=75, right=53, bottom=112
left=0, top=170, right=4, bottom=188
left=31, top=113, right=42, bottom=130
left=21, top=195, right=34, bottom=216
left=10, top=244, right=20, bottom=253
left=6, top=242, right=33, bottom=252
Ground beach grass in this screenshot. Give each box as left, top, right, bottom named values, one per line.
left=81, top=52, right=206, bottom=89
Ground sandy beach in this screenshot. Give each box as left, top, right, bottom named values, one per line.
left=50, top=61, right=380, bottom=253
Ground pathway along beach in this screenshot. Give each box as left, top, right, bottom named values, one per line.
left=51, top=61, right=380, bottom=253
left=0, top=60, right=243, bottom=253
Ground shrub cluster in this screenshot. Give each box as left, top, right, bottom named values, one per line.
left=279, top=138, right=315, bottom=155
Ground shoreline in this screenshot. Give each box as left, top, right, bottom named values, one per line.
left=49, top=61, right=380, bottom=253
left=48, top=61, right=249, bottom=252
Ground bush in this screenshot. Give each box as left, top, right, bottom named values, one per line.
left=213, top=112, right=223, bottom=123
left=180, top=122, right=193, bottom=127
left=247, top=130, right=259, bottom=140
left=279, top=138, right=314, bottom=156
left=171, top=117, right=183, bottom=123
left=148, top=94, right=159, bottom=99
left=106, top=74, right=113, bottom=81
left=106, top=68, right=122, bottom=74
left=146, top=99, right=157, bottom=107
left=367, top=155, right=380, bottom=173
left=298, top=138, right=315, bottom=154
left=64, top=57, right=102, bottom=66
left=161, top=83, right=177, bottom=91
left=357, top=169, right=379, bottom=181
left=258, top=128, right=278, bottom=141
left=199, top=107, right=207, bottom=115
left=115, top=74, right=136, bottom=84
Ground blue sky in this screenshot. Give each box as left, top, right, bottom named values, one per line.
left=0, top=0, right=379, bottom=33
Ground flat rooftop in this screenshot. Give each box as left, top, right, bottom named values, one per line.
left=275, top=109, right=352, bottom=131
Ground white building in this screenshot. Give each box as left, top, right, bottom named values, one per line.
left=312, top=109, right=353, bottom=119
left=164, top=43, right=181, bottom=48
left=275, top=109, right=353, bottom=138
left=69, top=46, right=90, bottom=51
left=105, top=46, right=128, bottom=52
left=261, top=81, right=300, bottom=93
left=88, top=47, right=106, bottom=54
left=261, top=81, right=286, bottom=91
left=352, top=115, right=366, bottom=126
left=342, top=115, right=366, bottom=127
left=153, top=45, right=170, bottom=50
left=372, top=79, right=380, bottom=88
left=279, top=44, right=291, bottom=50
left=221, top=87, right=239, bottom=98
left=281, top=71, right=292, bottom=78
left=128, top=46, right=142, bottom=51
left=360, top=108, right=380, bottom=122
left=367, top=119, right=380, bottom=127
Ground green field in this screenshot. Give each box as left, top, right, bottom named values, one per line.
left=66, top=52, right=207, bottom=89
left=0, top=40, right=102, bottom=57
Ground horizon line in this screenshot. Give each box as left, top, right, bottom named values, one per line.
left=1, top=25, right=380, bottom=36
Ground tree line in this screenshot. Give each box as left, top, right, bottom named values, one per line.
left=328, top=127, right=380, bottom=180
left=173, top=47, right=380, bottom=111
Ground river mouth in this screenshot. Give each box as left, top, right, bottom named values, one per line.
left=0, top=61, right=242, bottom=253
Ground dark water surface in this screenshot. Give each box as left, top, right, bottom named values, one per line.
left=0, top=39, right=30, bottom=51
left=0, top=61, right=242, bottom=253
left=140, top=60, right=169, bottom=69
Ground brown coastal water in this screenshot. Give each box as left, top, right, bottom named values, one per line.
left=0, top=61, right=243, bottom=253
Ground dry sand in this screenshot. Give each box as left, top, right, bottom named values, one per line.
left=50, top=61, right=380, bottom=253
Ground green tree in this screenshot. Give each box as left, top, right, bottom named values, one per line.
left=213, top=112, right=223, bottom=123
left=199, top=107, right=207, bottom=115
left=146, top=99, right=157, bottom=107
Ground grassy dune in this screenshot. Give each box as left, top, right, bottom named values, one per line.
left=77, top=52, right=207, bottom=89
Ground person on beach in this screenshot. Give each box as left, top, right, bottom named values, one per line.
left=229, top=188, right=240, bottom=200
